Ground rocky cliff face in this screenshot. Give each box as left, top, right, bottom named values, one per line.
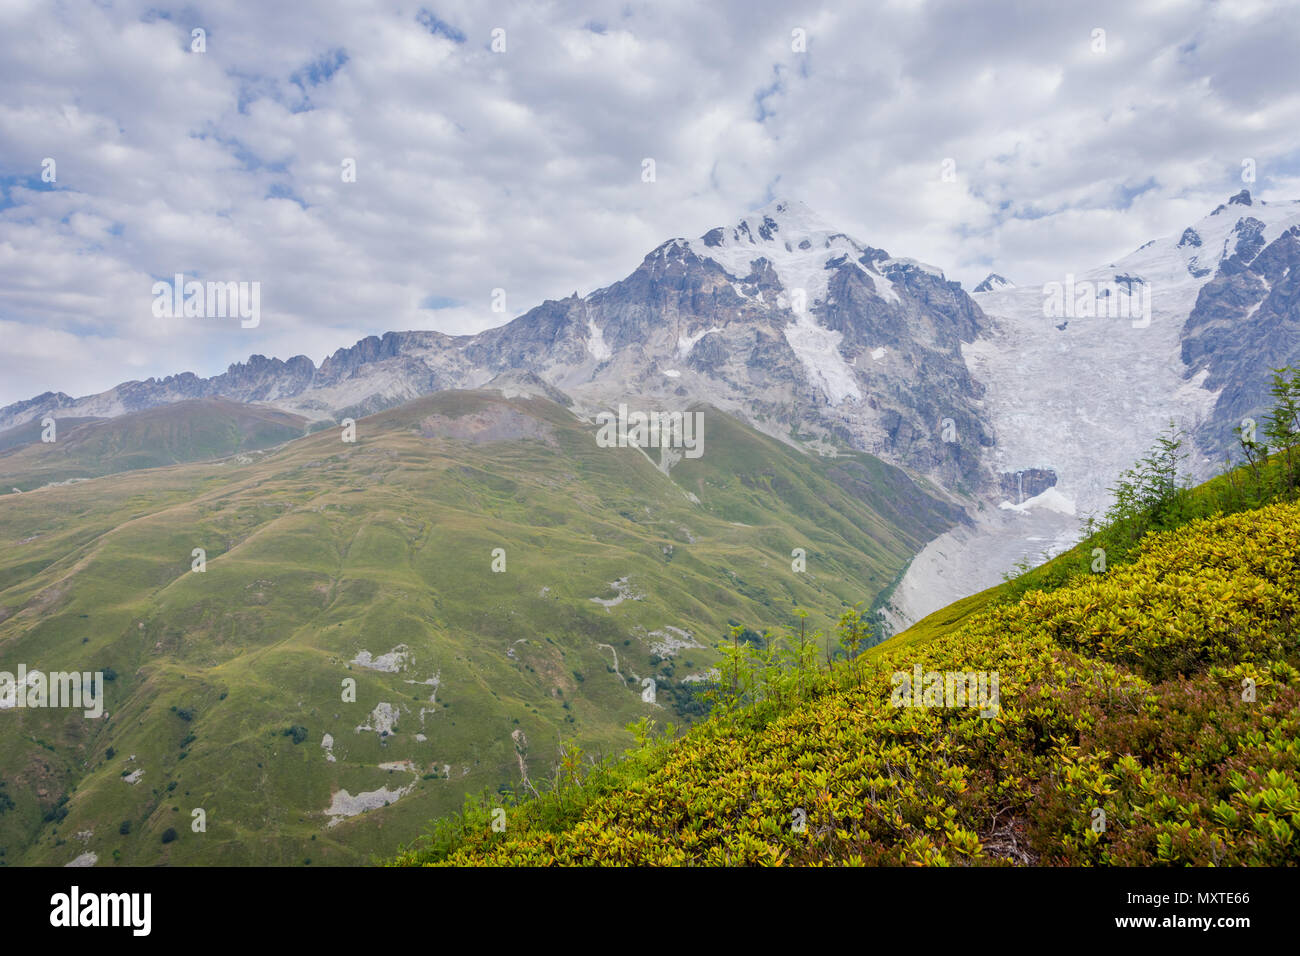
left=0, top=200, right=996, bottom=492
left=457, top=201, right=996, bottom=490
left=998, top=468, right=1058, bottom=503
left=1181, top=203, right=1300, bottom=460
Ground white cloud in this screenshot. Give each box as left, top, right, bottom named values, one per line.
left=0, top=0, right=1297, bottom=405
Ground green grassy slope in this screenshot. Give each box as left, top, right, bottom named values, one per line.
left=0, top=390, right=954, bottom=865
left=0, top=418, right=105, bottom=455
left=0, top=398, right=309, bottom=491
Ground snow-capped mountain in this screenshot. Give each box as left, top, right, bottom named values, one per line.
left=1, top=198, right=994, bottom=491
left=449, top=198, right=996, bottom=490
left=5, top=192, right=1299, bottom=630
left=967, top=188, right=1300, bottom=515
left=973, top=273, right=1014, bottom=293
left=885, top=189, right=1300, bottom=628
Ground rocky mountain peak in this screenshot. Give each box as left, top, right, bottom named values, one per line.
left=1212, top=189, right=1257, bottom=216
left=973, top=273, right=1013, bottom=293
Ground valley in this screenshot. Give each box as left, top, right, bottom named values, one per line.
left=0, top=387, right=955, bottom=865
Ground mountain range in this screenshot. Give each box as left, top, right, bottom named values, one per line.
left=6, top=191, right=1298, bottom=627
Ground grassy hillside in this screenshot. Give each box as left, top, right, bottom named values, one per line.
left=0, top=390, right=953, bottom=865
left=392, top=414, right=1300, bottom=867
left=0, top=398, right=309, bottom=491
left=0, top=417, right=105, bottom=455
left=396, top=498, right=1299, bottom=866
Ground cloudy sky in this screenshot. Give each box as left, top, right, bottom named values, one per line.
left=1, top=0, right=1298, bottom=407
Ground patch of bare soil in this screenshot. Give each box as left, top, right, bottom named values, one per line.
left=419, top=407, right=557, bottom=445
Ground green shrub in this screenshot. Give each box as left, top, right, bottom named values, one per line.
left=281, top=725, right=309, bottom=745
